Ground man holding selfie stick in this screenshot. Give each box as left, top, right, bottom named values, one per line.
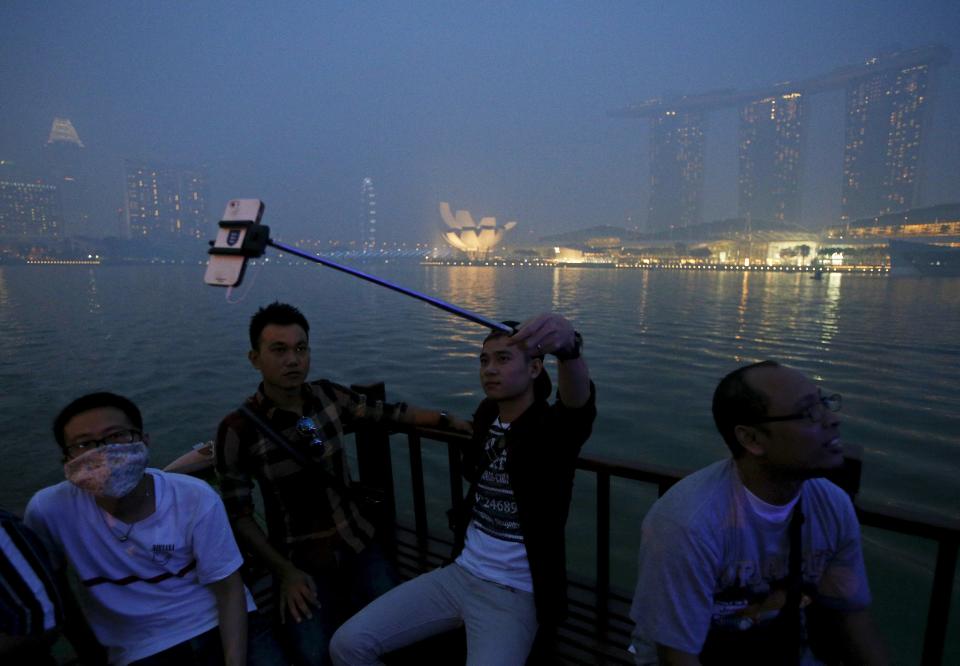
left=330, top=312, right=595, bottom=665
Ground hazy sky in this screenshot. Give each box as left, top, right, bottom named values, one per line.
left=2, top=1, right=958, bottom=244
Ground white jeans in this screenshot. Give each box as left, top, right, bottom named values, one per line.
left=330, top=562, right=538, bottom=666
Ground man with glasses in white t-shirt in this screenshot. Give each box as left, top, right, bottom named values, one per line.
left=25, top=391, right=285, bottom=665
left=629, top=361, right=888, bottom=665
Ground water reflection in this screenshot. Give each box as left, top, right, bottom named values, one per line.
left=86, top=268, right=102, bottom=316
left=550, top=267, right=589, bottom=315
left=442, top=266, right=500, bottom=316
left=818, top=272, right=842, bottom=348
left=437, top=266, right=502, bottom=350
left=734, top=271, right=750, bottom=353
left=635, top=270, right=649, bottom=339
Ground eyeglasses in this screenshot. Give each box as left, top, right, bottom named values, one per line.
left=66, top=429, right=142, bottom=454
left=296, top=417, right=325, bottom=450
left=746, top=393, right=842, bottom=425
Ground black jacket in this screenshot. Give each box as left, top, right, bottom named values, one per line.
left=451, top=382, right=596, bottom=626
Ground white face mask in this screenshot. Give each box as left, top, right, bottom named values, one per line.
left=64, top=442, right=149, bottom=498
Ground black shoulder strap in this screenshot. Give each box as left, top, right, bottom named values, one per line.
left=239, top=404, right=314, bottom=469
left=239, top=404, right=359, bottom=500
left=782, top=498, right=805, bottom=662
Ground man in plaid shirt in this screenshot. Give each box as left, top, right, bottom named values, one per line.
left=215, top=302, right=462, bottom=666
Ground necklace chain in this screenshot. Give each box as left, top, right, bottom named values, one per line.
left=100, top=510, right=136, bottom=542
left=117, top=521, right=134, bottom=542
left=100, top=483, right=151, bottom=542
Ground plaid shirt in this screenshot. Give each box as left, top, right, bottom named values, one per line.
left=215, top=380, right=404, bottom=569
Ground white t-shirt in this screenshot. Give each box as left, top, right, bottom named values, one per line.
left=25, top=469, right=255, bottom=665
left=456, top=418, right=534, bottom=592
left=629, top=459, right=870, bottom=665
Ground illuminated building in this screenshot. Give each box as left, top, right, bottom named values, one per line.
left=179, top=169, right=209, bottom=238
left=124, top=160, right=209, bottom=239
left=738, top=93, right=804, bottom=225
left=361, top=177, right=376, bottom=250
left=0, top=180, right=62, bottom=239
left=648, top=111, right=704, bottom=232
left=826, top=203, right=960, bottom=239
left=439, top=202, right=517, bottom=260
left=42, top=117, right=87, bottom=235
left=613, top=45, right=949, bottom=228
left=840, top=53, right=942, bottom=221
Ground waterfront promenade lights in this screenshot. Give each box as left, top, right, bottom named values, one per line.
left=205, top=198, right=512, bottom=333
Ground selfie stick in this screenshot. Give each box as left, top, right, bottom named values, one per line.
left=207, top=201, right=512, bottom=333
left=268, top=239, right=512, bottom=333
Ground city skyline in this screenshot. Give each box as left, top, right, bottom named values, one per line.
left=617, top=45, right=950, bottom=233
left=2, top=2, right=959, bottom=244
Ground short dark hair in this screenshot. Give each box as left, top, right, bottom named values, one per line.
left=711, top=360, right=781, bottom=458
left=249, top=302, right=310, bottom=350
left=483, top=322, right=553, bottom=402
left=483, top=321, right=544, bottom=360
left=53, top=392, right=143, bottom=452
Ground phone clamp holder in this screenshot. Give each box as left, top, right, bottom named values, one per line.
left=207, top=220, right=271, bottom=258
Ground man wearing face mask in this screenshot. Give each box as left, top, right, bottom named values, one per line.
left=24, top=392, right=286, bottom=666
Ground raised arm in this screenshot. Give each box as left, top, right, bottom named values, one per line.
left=510, top=313, right=591, bottom=408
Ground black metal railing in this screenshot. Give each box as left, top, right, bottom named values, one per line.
left=363, top=417, right=959, bottom=665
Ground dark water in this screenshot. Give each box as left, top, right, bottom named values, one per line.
left=0, top=262, right=957, bottom=662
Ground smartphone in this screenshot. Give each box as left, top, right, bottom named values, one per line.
left=204, top=199, right=266, bottom=287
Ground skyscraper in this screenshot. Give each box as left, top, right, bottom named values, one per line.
left=0, top=180, right=62, bottom=239
left=360, top=177, right=376, bottom=250
left=614, top=44, right=949, bottom=230
left=42, top=117, right=87, bottom=236
left=124, top=161, right=209, bottom=239
left=841, top=56, right=937, bottom=222
left=179, top=167, right=210, bottom=238
left=647, top=110, right=704, bottom=232
left=738, top=92, right=804, bottom=225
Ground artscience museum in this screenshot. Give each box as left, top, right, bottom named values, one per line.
left=439, top=202, right=517, bottom=260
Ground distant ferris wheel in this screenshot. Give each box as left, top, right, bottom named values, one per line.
left=360, top=177, right=376, bottom=250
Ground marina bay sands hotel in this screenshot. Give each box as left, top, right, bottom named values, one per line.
left=613, top=45, right=950, bottom=232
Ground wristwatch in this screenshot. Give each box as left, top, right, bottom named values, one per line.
left=438, top=410, right=451, bottom=428
left=554, top=331, right=583, bottom=361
